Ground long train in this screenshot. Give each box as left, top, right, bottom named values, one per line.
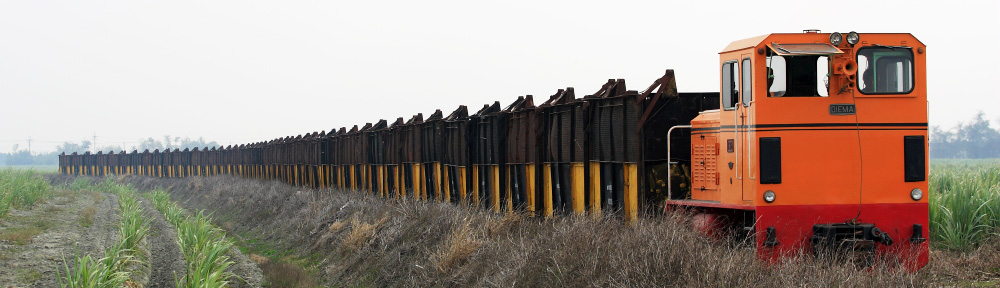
left=60, top=31, right=930, bottom=269
left=59, top=70, right=709, bottom=220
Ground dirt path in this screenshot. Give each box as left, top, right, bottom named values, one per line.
left=227, top=245, right=265, bottom=288
left=2, top=176, right=263, bottom=287
left=138, top=195, right=263, bottom=288
left=138, top=196, right=187, bottom=288
left=0, top=188, right=119, bottom=287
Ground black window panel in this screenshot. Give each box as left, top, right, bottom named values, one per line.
left=759, top=137, right=781, bottom=184
left=904, top=136, right=925, bottom=182
left=784, top=55, right=820, bottom=96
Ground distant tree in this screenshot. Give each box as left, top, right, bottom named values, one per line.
left=2, top=149, right=57, bottom=165
left=957, top=112, right=1000, bottom=158
left=135, top=137, right=165, bottom=151
left=930, top=111, right=1000, bottom=159
left=94, top=145, right=123, bottom=153
left=178, top=137, right=219, bottom=150
left=930, top=126, right=956, bottom=158
left=1, top=136, right=219, bottom=166
left=56, top=141, right=91, bottom=154
left=134, top=136, right=219, bottom=151
left=5, top=150, right=33, bottom=165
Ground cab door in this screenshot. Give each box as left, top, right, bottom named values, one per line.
left=719, top=60, right=742, bottom=203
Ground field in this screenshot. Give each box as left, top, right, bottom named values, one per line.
left=930, top=159, right=1000, bottom=251
left=1, top=161, right=998, bottom=286
left=0, top=170, right=262, bottom=287
left=2, top=165, right=59, bottom=173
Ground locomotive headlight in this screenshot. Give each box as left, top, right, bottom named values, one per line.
left=846, top=31, right=860, bottom=45
left=829, top=32, right=843, bottom=46
left=764, top=190, right=776, bottom=203
left=910, top=188, right=923, bottom=201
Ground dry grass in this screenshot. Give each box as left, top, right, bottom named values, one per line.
left=249, top=254, right=269, bottom=265
left=328, top=220, right=346, bottom=233
left=85, top=190, right=102, bottom=202
left=0, top=227, right=42, bottom=245
left=114, top=175, right=1000, bottom=287
left=79, top=205, right=97, bottom=227
left=341, top=216, right=388, bottom=252
left=259, top=259, right=311, bottom=288
left=433, top=220, right=481, bottom=273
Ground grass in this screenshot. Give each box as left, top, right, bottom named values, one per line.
left=60, top=178, right=149, bottom=288
left=61, top=251, right=131, bottom=288
left=257, top=258, right=310, bottom=288
left=433, top=221, right=481, bottom=273
left=929, top=160, right=1000, bottom=251
left=17, top=269, right=44, bottom=283
left=234, top=234, right=313, bottom=287
left=146, top=190, right=238, bottom=288
left=79, top=206, right=97, bottom=227
left=2, top=165, right=59, bottom=172
left=341, top=216, right=388, bottom=252
left=109, top=166, right=1000, bottom=286
left=0, top=226, right=44, bottom=245
left=0, top=169, right=52, bottom=218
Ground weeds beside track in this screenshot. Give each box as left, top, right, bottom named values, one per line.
left=60, top=179, right=149, bottom=287
left=121, top=175, right=1000, bottom=287
left=146, top=190, right=238, bottom=287
left=929, top=160, right=1000, bottom=251
left=0, top=169, right=51, bottom=218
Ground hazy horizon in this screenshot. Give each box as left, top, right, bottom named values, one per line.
left=3, top=0, right=998, bottom=154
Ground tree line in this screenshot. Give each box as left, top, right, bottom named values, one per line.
left=930, top=112, right=1000, bottom=159
left=4, top=116, right=999, bottom=166
left=2, top=136, right=219, bottom=166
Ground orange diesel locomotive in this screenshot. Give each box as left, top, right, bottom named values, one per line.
left=669, top=31, right=928, bottom=268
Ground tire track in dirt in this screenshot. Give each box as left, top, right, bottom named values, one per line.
left=138, top=196, right=186, bottom=288
left=0, top=190, right=118, bottom=287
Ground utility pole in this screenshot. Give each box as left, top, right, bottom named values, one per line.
left=92, top=133, right=97, bottom=153
left=27, top=137, right=32, bottom=155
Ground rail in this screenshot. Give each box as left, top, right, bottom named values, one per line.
left=666, top=125, right=692, bottom=201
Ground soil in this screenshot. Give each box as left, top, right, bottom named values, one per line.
left=136, top=192, right=265, bottom=288
left=227, top=245, right=265, bottom=288
left=0, top=188, right=119, bottom=287
left=0, top=176, right=263, bottom=287
left=137, top=195, right=187, bottom=287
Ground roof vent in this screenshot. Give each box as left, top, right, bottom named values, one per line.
left=803, top=29, right=821, bottom=33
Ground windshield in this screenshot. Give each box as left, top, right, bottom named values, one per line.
left=857, top=47, right=914, bottom=94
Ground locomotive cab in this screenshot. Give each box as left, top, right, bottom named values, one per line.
left=674, top=31, right=928, bottom=269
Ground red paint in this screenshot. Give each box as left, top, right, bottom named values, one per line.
left=692, top=213, right=727, bottom=239
left=666, top=199, right=754, bottom=211
left=756, top=203, right=929, bottom=270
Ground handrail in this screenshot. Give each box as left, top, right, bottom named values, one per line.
left=666, top=125, right=692, bottom=201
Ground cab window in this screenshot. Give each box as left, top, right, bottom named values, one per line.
left=766, top=52, right=829, bottom=97
left=722, top=61, right=738, bottom=109
left=742, top=58, right=752, bottom=106
left=858, top=47, right=914, bottom=94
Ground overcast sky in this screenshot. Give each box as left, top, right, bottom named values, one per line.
left=2, top=0, right=998, bottom=153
